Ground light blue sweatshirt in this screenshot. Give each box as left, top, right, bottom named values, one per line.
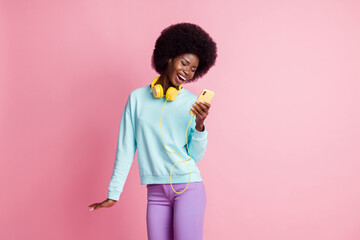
left=107, top=84, right=208, bottom=201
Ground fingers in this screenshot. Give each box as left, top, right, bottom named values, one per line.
left=192, top=105, right=206, bottom=118
left=194, top=101, right=211, bottom=113
left=89, top=203, right=100, bottom=211
left=192, top=101, right=210, bottom=118
left=202, top=101, right=211, bottom=108
left=192, top=104, right=205, bottom=118
left=89, top=199, right=117, bottom=212
left=88, top=203, right=99, bottom=207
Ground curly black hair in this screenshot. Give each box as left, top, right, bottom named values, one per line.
left=151, top=23, right=217, bottom=82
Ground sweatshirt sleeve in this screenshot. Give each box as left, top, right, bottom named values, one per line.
left=107, top=96, right=137, bottom=201
left=185, top=124, right=208, bottom=164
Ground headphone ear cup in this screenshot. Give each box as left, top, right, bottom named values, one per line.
left=152, top=84, right=163, bottom=98
left=166, top=87, right=180, bottom=101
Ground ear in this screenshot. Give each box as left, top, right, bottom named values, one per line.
left=167, top=58, right=173, bottom=64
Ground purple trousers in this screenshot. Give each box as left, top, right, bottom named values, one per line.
left=146, top=181, right=206, bottom=240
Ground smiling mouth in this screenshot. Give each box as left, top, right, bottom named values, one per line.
left=176, top=74, right=187, bottom=83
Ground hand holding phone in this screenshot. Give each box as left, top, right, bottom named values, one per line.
left=190, top=89, right=215, bottom=115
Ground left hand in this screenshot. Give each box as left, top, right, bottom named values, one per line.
left=191, top=101, right=211, bottom=131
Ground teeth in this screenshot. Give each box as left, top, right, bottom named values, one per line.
left=178, top=74, right=186, bottom=81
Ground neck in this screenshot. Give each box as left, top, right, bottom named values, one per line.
left=157, top=74, right=171, bottom=93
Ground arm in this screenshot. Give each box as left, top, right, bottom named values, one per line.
left=186, top=101, right=211, bottom=163
left=186, top=124, right=208, bottom=163
left=107, top=96, right=137, bottom=201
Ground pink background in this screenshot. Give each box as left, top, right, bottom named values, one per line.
left=1, top=0, right=359, bottom=239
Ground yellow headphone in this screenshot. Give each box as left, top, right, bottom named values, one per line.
left=151, top=76, right=182, bottom=101
left=151, top=76, right=196, bottom=194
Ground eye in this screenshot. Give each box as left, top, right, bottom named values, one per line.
left=181, top=61, right=186, bottom=66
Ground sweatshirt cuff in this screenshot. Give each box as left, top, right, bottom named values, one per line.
left=108, top=191, right=121, bottom=201
left=192, top=125, right=208, bottom=141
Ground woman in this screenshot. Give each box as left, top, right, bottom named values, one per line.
left=88, top=22, right=217, bottom=240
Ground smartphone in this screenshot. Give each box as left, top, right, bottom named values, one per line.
left=190, top=89, right=215, bottom=115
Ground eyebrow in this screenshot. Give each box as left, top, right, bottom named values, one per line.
left=183, top=58, right=198, bottom=68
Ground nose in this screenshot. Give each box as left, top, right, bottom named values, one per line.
left=183, top=67, right=190, bottom=76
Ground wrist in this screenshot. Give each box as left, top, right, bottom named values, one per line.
left=195, top=124, right=204, bottom=132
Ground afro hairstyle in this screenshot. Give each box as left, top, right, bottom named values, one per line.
left=151, top=22, right=217, bottom=82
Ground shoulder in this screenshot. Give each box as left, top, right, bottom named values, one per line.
left=127, top=85, right=150, bottom=101
left=123, top=85, right=149, bottom=110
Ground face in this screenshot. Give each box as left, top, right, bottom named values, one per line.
left=165, top=53, right=199, bottom=87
